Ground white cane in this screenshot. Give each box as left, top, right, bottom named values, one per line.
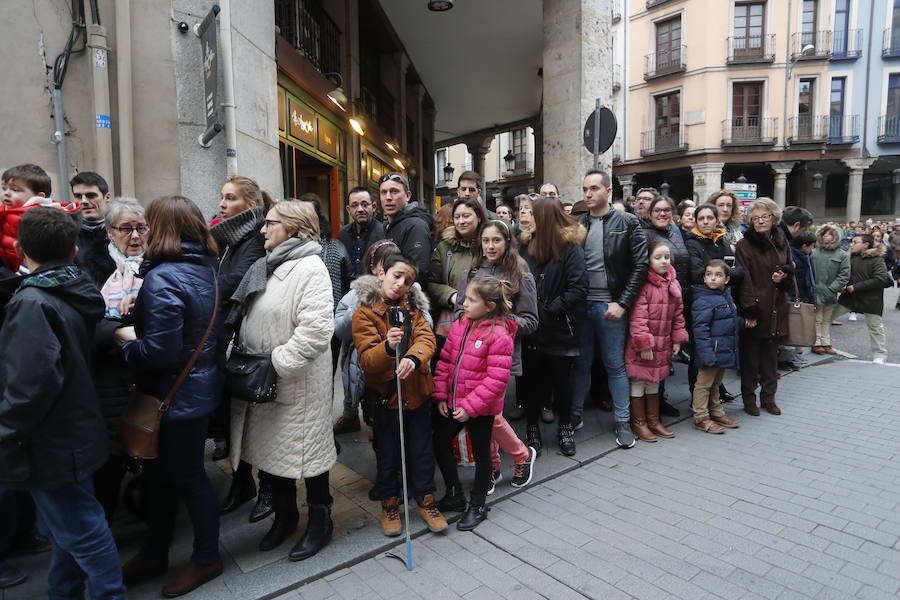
left=386, top=319, right=414, bottom=571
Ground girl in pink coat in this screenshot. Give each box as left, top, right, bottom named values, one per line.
left=433, top=276, right=515, bottom=531
left=625, top=240, right=689, bottom=443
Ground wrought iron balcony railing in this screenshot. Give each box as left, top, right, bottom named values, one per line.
left=791, top=31, right=832, bottom=60
left=883, top=28, right=900, bottom=58
left=640, top=127, right=687, bottom=156
left=275, top=0, right=341, bottom=76
left=878, top=115, right=900, bottom=143
left=644, top=45, right=686, bottom=80
left=727, top=34, right=775, bottom=64
left=824, top=115, right=860, bottom=144
left=721, top=117, right=778, bottom=146
left=831, top=29, right=861, bottom=59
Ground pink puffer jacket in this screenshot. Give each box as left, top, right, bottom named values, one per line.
left=625, top=265, right=689, bottom=383
left=433, top=316, right=516, bottom=418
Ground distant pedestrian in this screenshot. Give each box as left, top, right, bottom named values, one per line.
left=338, top=187, right=385, bottom=280
left=810, top=224, right=850, bottom=355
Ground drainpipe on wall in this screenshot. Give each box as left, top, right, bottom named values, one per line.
left=116, top=0, right=135, bottom=196
left=51, top=89, right=69, bottom=203
left=782, top=0, right=792, bottom=151
left=219, top=0, right=238, bottom=176
left=87, top=23, right=116, bottom=194
left=860, top=0, right=875, bottom=158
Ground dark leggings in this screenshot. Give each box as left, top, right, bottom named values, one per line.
left=521, top=347, right=574, bottom=427
left=433, top=413, right=495, bottom=506
left=258, top=470, right=332, bottom=506
left=143, top=417, right=220, bottom=566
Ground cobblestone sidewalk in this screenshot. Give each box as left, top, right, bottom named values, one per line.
left=281, top=360, right=900, bottom=600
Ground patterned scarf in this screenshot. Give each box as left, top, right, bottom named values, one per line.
left=100, top=242, right=144, bottom=318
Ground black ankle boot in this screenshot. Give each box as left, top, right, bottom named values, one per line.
left=249, top=482, right=274, bottom=523
left=288, top=504, right=333, bottom=561
left=437, top=484, right=467, bottom=512
left=457, top=503, right=488, bottom=531
left=259, top=488, right=298, bottom=551
left=558, top=423, right=576, bottom=457
left=220, top=462, right=256, bottom=515
left=525, top=424, right=543, bottom=457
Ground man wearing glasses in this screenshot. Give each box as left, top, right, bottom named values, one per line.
left=70, top=172, right=115, bottom=287
left=633, top=187, right=657, bottom=220
left=338, top=187, right=385, bottom=279
left=379, top=172, right=433, bottom=281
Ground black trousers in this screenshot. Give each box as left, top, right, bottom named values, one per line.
left=92, top=455, right=127, bottom=523
left=521, top=347, right=574, bottom=427
left=0, top=490, right=35, bottom=557
left=372, top=403, right=435, bottom=504
left=258, top=470, right=332, bottom=506
left=142, top=417, right=220, bottom=566
left=433, top=413, right=495, bottom=507
left=739, top=335, right=780, bottom=407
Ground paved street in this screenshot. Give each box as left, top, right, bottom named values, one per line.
left=280, top=359, right=900, bottom=600
left=830, top=287, right=900, bottom=364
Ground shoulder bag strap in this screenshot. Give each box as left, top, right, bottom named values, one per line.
left=161, top=271, right=219, bottom=411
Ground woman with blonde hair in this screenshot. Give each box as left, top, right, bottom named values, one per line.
left=227, top=199, right=337, bottom=561
left=708, top=190, right=743, bottom=245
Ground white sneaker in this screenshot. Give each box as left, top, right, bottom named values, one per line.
left=848, top=312, right=858, bottom=321
left=873, top=356, right=887, bottom=365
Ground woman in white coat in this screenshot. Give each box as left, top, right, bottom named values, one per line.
left=228, top=199, right=336, bottom=561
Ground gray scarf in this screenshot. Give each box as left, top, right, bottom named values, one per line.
left=227, top=237, right=321, bottom=325
left=211, top=207, right=265, bottom=248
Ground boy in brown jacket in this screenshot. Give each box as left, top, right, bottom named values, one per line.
left=352, top=255, right=446, bottom=536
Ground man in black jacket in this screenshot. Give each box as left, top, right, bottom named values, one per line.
left=71, top=171, right=116, bottom=288
left=0, top=208, right=124, bottom=598
left=572, top=169, right=648, bottom=449
left=339, top=186, right=385, bottom=279
left=380, top=172, right=433, bottom=281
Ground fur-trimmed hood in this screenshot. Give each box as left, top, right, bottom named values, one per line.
left=815, top=224, right=843, bottom=251
left=857, top=246, right=886, bottom=259
left=439, top=225, right=477, bottom=250
left=352, top=274, right=431, bottom=313
left=518, top=223, right=586, bottom=247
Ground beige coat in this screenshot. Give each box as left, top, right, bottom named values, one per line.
left=230, top=253, right=336, bottom=479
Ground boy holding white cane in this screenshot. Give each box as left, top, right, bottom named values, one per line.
left=352, top=255, right=447, bottom=536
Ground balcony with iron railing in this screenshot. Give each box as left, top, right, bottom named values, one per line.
left=726, top=34, right=775, bottom=64
left=791, top=31, right=832, bottom=60
left=824, top=115, right=860, bottom=144
left=275, top=0, right=342, bottom=76
left=830, top=29, right=862, bottom=60
left=644, top=45, right=686, bottom=80
left=721, top=117, right=778, bottom=147
left=787, top=115, right=827, bottom=144
left=640, top=126, right=687, bottom=156
left=878, top=115, right=900, bottom=143
left=613, top=64, right=622, bottom=91
left=883, top=28, right=900, bottom=58
left=646, top=0, right=677, bottom=8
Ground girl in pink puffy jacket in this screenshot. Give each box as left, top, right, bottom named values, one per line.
left=432, top=276, right=515, bottom=531
left=625, top=240, right=689, bottom=443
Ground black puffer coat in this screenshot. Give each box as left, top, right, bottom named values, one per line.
left=642, top=220, right=691, bottom=300
left=519, top=224, right=587, bottom=355
left=385, top=203, right=434, bottom=283
left=92, top=319, right=134, bottom=454
left=211, top=207, right=267, bottom=301
left=683, top=228, right=743, bottom=288
left=0, top=263, right=107, bottom=490
left=75, top=224, right=116, bottom=288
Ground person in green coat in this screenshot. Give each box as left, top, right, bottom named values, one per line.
left=833, top=233, right=892, bottom=363
left=810, top=224, right=850, bottom=355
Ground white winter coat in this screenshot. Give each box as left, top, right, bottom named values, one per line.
left=230, top=252, right=337, bottom=479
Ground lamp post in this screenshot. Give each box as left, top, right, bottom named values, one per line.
left=812, top=172, right=824, bottom=189
left=503, top=149, right=515, bottom=174
left=443, top=162, right=455, bottom=184
left=660, top=181, right=670, bottom=197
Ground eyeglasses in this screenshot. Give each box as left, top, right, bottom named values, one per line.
left=348, top=201, right=372, bottom=209
left=651, top=207, right=673, bottom=214
left=110, top=225, right=149, bottom=235
left=264, top=219, right=283, bottom=228
left=750, top=214, right=773, bottom=223
left=378, top=173, right=407, bottom=185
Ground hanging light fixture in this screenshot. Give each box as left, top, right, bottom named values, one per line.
left=324, top=73, right=348, bottom=112
left=443, top=162, right=455, bottom=184
left=812, top=172, right=824, bottom=189
left=503, top=149, right=516, bottom=173
left=893, top=169, right=900, bottom=185
left=736, top=172, right=748, bottom=183
left=428, top=0, right=453, bottom=11
left=349, top=116, right=365, bottom=136
left=660, top=181, right=671, bottom=196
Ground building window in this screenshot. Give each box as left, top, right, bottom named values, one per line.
left=732, top=81, right=763, bottom=138
left=798, top=78, right=815, bottom=136
left=654, top=91, right=681, bottom=149
left=893, top=0, right=900, bottom=50
left=511, top=128, right=527, bottom=170
left=465, top=151, right=473, bottom=172
left=655, top=16, right=682, bottom=71
left=887, top=74, right=900, bottom=120
left=833, top=0, right=850, bottom=55
left=829, top=77, right=846, bottom=137
left=435, top=148, right=447, bottom=181
left=801, top=0, right=817, bottom=35
left=733, top=2, right=764, bottom=57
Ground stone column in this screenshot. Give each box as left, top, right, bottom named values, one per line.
left=616, top=173, right=635, bottom=199
left=690, top=162, right=725, bottom=203
left=462, top=133, right=494, bottom=206
left=842, top=157, right=877, bottom=222
left=542, top=0, right=613, bottom=201
left=767, top=161, right=797, bottom=209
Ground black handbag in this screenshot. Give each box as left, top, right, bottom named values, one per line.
left=224, top=318, right=278, bottom=403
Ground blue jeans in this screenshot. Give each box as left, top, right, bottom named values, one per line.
left=571, top=301, right=630, bottom=422
left=30, top=478, right=125, bottom=600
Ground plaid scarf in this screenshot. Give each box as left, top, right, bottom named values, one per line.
left=22, top=265, right=81, bottom=288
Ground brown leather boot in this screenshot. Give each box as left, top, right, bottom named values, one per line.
left=646, top=393, right=675, bottom=438
left=161, top=560, right=223, bottom=598
left=629, top=396, right=657, bottom=442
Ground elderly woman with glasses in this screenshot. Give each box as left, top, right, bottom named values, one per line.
left=735, top=197, right=794, bottom=417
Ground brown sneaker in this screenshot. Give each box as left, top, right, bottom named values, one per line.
left=161, top=560, right=223, bottom=598
left=710, top=414, right=740, bottom=428
left=823, top=346, right=838, bottom=355
left=333, top=415, right=361, bottom=434
left=380, top=497, right=402, bottom=537
left=694, top=418, right=726, bottom=434
left=417, top=494, right=448, bottom=533
left=811, top=346, right=826, bottom=354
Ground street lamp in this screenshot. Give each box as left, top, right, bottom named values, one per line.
left=443, top=162, right=455, bottom=184
left=660, top=181, right=670, bottom=197
left=893, top=169, right=900, bottom=185
left=324, top=73, right=348, bottom=112
left=736, top=172, right=748, bottom=183
left=503, top=149, right=515, bottom=173
left=428, top=0, right=453, bottom=11
left=349, top=116, right=365, bottom=136
left=812, top=172, right=824, bottom=189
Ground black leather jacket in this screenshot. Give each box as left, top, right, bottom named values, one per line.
left=577, top=209, right=648, bottom=310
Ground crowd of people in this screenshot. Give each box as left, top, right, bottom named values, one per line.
left=0, top=162, right=895, bottom=598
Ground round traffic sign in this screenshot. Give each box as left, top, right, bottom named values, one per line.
left=583, top=107, right=617, bottom=155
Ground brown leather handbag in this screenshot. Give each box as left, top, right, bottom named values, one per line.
left=119, top=280, right=218, bottom=459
